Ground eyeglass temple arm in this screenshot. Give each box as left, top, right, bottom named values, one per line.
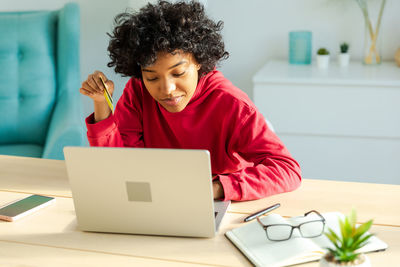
left=256, top=216, right=267, bottom=227
left=304, top=210, right=326, bottom=221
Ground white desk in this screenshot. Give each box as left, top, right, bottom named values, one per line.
left=1, top=155, right=399, bottom=266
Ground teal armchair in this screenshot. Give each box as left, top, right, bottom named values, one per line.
left=0, top=3, right=85, bottom=160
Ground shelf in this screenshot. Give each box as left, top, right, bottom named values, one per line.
left=253, top=60, right=400, bottom=87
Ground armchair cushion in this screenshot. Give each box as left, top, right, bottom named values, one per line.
left=0, top=10, right=57, bottom=145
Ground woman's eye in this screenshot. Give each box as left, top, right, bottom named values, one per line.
left=173, top=71, right=186, bottom=77
left=146, top=77, right=158, bottom=82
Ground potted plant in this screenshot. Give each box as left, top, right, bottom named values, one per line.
left=320, top=210, right=373, bottom=267
left=338, top=42, right=350, bottom=67
left=316, top=48, right=330, bottom=69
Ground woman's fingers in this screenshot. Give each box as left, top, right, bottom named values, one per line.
left=79, top=87, right=93, bottom=96
left=94, top=73, right=106, bottom=93
left=105, top=79, right=114, bottom=95
left=88, top=74, right=102, bottom=94
left=81, top=80, right=98, bottom=94
left=79, top=71, right=114, bottom=102
left=94, top=71, right=114, bottom=96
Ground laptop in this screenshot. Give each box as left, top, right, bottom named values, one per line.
left=63, top=146, right=230, bottom=238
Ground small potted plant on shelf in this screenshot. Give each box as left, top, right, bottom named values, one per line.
left=320, top=210, right=373, bottom=267
left=338, top=42, right=350, bottom=67
left=316, top=48, right=330, bottom=69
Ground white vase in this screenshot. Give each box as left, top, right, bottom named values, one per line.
left=317, top=55, right=330, bottom=69
left=338, top=53, right=350, bottom=67
left=319, top=254, right=371, bottom=267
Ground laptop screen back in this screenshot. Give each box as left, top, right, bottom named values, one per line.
left=64, top=147, right=217, bottom=237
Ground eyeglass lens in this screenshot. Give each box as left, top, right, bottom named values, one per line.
left=266, top=225, right=293, bottom=241
left=300, top=221, right=325, bottom=237
left=266, top=221, right=325, bottom=241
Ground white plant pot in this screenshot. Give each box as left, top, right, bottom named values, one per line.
left=319, top=254, right=371, bottom=267
left=338, top=53, right=350, bottom=67
left=317, top=55, right=330, bottom=69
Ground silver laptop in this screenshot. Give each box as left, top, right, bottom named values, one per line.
left=63, top=147, right=230, bottom=238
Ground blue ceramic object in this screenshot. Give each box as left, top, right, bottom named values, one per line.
left=289, top=31, right=312, bottom=65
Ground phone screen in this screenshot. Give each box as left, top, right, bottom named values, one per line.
left=0, top=195, right=54, bottom=217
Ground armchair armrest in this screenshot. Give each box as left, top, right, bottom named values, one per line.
left=42, top=92, right=86, bottom=159
left=42, top=3, right=86, bottom=160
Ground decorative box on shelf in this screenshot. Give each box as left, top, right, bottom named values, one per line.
left=253, top=60, right=400, bottom=184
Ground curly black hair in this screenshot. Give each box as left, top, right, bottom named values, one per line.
left=107, top=0, right=229, bottom=78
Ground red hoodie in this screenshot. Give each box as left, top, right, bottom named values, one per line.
left=85, top=70, right=301, bottom=201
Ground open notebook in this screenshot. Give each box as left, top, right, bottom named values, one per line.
left=225, top=212, right=388, bottom=267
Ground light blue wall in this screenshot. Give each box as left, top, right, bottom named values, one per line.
left=206, top=0, right=400, bottom=99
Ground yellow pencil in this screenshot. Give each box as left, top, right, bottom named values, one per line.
left=99, top=76, right=114, bottom=113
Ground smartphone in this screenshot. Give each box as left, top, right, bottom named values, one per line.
left=0, top=194, right=55, bottom=222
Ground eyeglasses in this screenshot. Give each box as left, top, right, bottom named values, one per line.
left=256, top=210, right=326, bottom=241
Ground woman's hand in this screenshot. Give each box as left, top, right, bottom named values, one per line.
left=213, top=180, right=224, bottom=200
left=80, top=71, right=115, bottom=122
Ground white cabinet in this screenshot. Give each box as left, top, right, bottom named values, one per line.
left=253, top=60, right=400, bottom=184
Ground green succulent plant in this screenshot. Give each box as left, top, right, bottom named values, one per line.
left=324, top=210, right=373, bottom=263
left=317, top=48, right=330, bottom=55
left=340, top=42, right=349, bottom=53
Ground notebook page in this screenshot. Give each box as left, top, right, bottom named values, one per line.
left=227, top=213, right=323, bottom=266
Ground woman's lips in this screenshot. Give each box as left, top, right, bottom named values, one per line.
left=161, top=96, right=183, bottom=106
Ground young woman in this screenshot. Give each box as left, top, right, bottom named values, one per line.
left=80, top=0, right=301, bottom=201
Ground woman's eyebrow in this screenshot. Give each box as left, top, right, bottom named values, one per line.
left=142, top=60, right=187, bottom=73
left=168, top=60, right=187, bottom=69
left=142, top=68, right=155, bottom=73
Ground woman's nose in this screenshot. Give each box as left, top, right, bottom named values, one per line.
left=160, top=78, right=176, bottom=95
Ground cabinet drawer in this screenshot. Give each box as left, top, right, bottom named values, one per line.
left=254, top=84, right=400, bottom=138
left=280, top=134, right=400, bottom=184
